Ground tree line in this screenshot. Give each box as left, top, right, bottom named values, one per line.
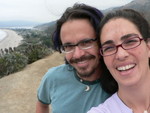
left=0, top=28, right=55, bottom=78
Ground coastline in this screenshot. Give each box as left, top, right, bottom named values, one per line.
left=0, top=30, right=7, bottom=41
left=0, top=29, right=23, bottom=50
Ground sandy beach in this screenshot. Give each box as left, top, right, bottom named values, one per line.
left=0, top=29, right=23, bottom=50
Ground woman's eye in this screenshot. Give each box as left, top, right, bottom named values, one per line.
left=125, top=39, right=138, bottom=44
left=103, top=46, right=115, bottom=52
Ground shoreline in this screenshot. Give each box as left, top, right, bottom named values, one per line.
left=0, top=29, right=23, bottom=50
left=0, top=30, right=7, bottom=41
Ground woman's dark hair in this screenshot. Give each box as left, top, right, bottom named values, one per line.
left=98, top=9, right=150, bottom=94
left=52, top=3, right=103, bottom=53
left=100, top=58, right=118, bottom=94
left=98, top=9, right=150, bottom=43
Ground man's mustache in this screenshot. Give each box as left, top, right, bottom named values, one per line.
left=69, top=55, right=95, bottom=64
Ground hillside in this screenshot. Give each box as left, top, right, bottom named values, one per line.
left=35, top=0, right=150, bottom=36
left=0, top=52, right=64, bottom=113
left=112, top=0, right=150, bottom=24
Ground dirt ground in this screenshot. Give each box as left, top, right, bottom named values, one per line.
left=0, top=52, right=64, bottom=113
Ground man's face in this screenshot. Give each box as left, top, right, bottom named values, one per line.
left=60, top=19, right=100, bottom=79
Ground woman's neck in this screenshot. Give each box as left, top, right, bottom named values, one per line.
left=117, top=75, right=150, bottom=113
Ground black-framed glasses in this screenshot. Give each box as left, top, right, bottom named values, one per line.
left=100, top=34, right=143, bottom=56
left=61, top=38, right=97, bottom=53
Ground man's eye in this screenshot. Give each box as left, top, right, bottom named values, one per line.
left=64, top=45, right=69, bottom=48
left=80, top=40, right=93, bottom=46
left=64, top=45, right=73, bottom=49
left=64, top=45, right=72, bottom=48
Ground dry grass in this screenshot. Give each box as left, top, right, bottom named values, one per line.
left=0, top=52, right=64, bottom=113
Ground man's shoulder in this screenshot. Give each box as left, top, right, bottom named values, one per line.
left=43, top=64, right=74, bottom=79
left=48, top=64, right=74, bottom=72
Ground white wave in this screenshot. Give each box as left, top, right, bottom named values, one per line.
left=0, top=30, right=7, bottom=41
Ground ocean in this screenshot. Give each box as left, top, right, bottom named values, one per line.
left=0, top=30, right=7, bottom=41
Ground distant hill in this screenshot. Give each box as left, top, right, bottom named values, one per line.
left=0, top=20, right=42, bottom=28
left=36, top=0, right=150, bottom=34
left=34, top=21, right=56, bottom=31
left=109, top=0, right=150, bottom=25
left=34, top=21, right=56, bottom=41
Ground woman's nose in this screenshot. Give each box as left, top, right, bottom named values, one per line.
left=115, top=46, right=129, bottom=60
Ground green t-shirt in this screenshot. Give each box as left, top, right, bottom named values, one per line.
left=37, top=64, right=110, bottom=113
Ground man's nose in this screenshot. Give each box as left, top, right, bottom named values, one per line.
left=72, top=46, right=85, bottom=58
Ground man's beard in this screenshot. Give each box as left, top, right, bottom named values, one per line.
left=77, top=67, right=96, bottom=78
left=69, top=55, right=96, bottom=78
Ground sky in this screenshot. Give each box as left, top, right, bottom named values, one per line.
left=0, top=0, right=133, bottom=23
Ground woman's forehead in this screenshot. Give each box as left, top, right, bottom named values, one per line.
left=100, top=18, right=141, bottom=42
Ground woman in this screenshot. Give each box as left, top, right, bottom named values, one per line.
left=88, top=9, right=150, bottom=113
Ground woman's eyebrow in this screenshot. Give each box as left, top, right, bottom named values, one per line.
left=101, top=40, right=114, bottom=47
left=121, top=33, right=138, bottom=40
left=101, top=33, right=137, bottom=47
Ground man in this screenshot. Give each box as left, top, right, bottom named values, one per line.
left=36, top=3, right=110, bottom=113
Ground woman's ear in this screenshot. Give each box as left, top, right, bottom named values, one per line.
left=147, top=38, right=150, bottom=49
left=147, top=38, right=150, bottom=58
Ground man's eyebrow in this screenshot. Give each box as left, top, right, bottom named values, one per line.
left=63, top=38, right=93, bottom=46
left=62, top=42, right=74, bottom=46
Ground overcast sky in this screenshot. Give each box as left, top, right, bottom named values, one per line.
left=0, top=0, right=133, bottom=23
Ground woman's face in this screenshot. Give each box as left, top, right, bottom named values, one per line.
left=100, top=18, right=150, bottom=88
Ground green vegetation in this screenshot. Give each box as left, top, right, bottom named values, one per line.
left=0, top=28, right=54, bottom=78
left=0, top=49, right=28, bottom=78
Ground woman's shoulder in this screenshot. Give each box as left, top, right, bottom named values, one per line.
left=88, top=93, right=132, bottom=113
left=87, top=93, right=118, bottom=113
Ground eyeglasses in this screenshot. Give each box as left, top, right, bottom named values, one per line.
left=100, top=34, right=143, bottom=56
left=61, top=38, right=97, bottom=53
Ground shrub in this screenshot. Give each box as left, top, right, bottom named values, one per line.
left=0, top=52, right=28, bottom=78
left=20, top=44, right=51, bottom=64
left=0, top=29, right=54, bottom=78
